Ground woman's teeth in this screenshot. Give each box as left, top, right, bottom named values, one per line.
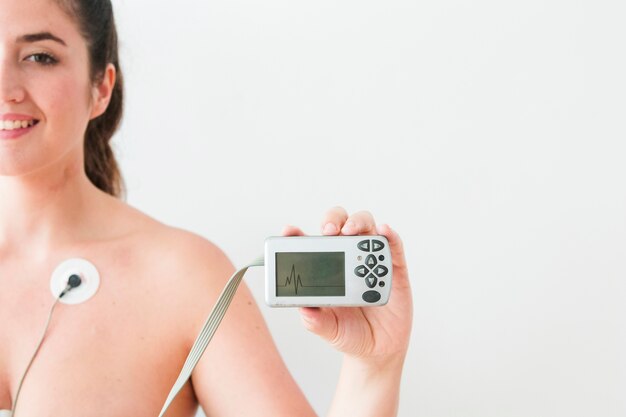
left=0, top=120, right=38, bottom=131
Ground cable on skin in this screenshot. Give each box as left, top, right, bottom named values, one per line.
left=11, top=275, right=82, bottom=416
left=158, top=256, right=264, bottom=417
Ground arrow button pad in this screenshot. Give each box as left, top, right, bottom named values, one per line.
left=353, top=236, right=390, bottom=305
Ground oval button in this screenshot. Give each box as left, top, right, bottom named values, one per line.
left=362, top=290, right=382, bottom=303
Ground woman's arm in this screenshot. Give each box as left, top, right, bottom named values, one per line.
left=179, top=235, right=317, bottom=417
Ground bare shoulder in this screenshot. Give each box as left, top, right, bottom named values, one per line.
left=106, top=197, right=233, bottom=276
left=137, top=220, right=234, bottom=278
left=103, top=198, right=237, bottom=344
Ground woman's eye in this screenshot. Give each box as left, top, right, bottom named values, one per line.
left=25, top=53, right=58, bottom=66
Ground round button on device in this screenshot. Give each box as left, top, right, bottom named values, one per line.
left=362, top=290, right=382, bottom=303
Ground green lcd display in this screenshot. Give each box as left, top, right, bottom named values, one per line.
left=276, top=252, right=345, bottom=297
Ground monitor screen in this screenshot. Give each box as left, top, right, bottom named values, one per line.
left=275, top=252, right=345, bottom=297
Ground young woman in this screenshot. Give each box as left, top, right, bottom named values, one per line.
left=0, top=0, right=413, bottom=416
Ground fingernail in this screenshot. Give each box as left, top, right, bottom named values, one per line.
left=323, top=223, right=337, bottom=235
left=342, top=221, right=357, bottom=234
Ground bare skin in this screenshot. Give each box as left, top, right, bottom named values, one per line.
left=0, top=0, right=413, bottom=415
left=0, top=188, right=315, bottom=417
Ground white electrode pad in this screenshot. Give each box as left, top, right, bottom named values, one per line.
left=49, top=258, right=100, bottom=304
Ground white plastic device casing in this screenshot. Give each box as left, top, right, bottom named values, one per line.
left=265, top=236, right=392, bottom=307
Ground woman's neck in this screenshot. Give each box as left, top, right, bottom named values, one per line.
left=0, top=158, right=103, bottom=258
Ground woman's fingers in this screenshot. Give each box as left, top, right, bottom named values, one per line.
left=281, top=225, right=306, bottom=237
left=300, top=307, right=377, bottom=357
left=341, top=210, right=377, bottom=236
left=321, top=207, right=377, bottom=236
left=321, top=206, right=349, bottom=236
left=299, top=307, right=339, bottom=343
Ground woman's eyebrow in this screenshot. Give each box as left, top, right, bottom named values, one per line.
left=16, top=32, right=67, bottom=46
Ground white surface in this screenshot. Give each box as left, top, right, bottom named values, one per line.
left=111, top=0, right=626, bottom=416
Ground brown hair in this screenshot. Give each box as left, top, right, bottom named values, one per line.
left=57, top=0, right=125, bottom=198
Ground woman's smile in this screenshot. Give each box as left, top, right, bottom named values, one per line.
left=0, top=114, right=40, bottom=140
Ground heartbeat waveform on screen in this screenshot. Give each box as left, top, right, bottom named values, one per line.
left=278, top=265, right=342, bottom=295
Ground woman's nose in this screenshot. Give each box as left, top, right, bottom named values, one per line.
left=0, top=59, right=26, bottom=103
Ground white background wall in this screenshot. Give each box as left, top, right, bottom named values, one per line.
left=111, top=0, right=626, bottom=416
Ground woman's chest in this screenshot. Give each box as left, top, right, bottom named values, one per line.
left=0, top=249, right=198, bottom=416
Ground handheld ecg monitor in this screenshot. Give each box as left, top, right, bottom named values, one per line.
left=265, top=235, right=392, bottom=307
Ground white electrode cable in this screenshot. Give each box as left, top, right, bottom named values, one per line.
left=158, top=256, right=265, bottom=417
left=11, top=278, right=80, bottom=416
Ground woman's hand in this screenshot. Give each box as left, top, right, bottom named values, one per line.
left=282, top=207, right=413, bottom=364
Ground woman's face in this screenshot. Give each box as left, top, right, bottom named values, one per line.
left=0, top=0, right=110, bottom=177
